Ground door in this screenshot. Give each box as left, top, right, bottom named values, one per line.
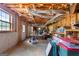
left=22, top=22, right=26, bottom=41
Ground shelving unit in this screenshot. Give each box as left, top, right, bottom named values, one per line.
left=64, top=29, right=79, bottom=38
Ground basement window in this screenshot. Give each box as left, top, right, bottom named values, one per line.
left=0, top=9, right=11, bottom=31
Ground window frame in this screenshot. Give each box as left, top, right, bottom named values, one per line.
left=0, top=8, right=12, bottom=32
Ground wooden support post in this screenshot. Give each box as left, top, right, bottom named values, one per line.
left=17, top=16, right=23, bottom=46
left=26, top=21, right=30, bottom=38
left=70, top=3, right=77, bottom=14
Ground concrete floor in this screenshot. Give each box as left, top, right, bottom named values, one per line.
left=8, top=40, right=48, bottom=56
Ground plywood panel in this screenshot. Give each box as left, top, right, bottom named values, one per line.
left=47, top=13, right=79, bottom=32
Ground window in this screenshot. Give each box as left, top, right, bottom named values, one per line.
left=0, top=9, right=11, bottom=31
left=0, top=21, right=1, bottom=31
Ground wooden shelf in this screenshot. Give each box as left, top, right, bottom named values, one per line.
left=65, top=29, right=79, bottom=32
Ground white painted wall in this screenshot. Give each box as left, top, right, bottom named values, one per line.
left=0, top=32, right=18, bottom=53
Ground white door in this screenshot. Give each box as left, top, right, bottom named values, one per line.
left=22, top=23, right=26, bottom=41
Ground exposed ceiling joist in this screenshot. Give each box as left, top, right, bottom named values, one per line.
left=5, top=3, right=70, bottom=24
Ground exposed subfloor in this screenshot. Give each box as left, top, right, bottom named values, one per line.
left=8, top=39, right=48, bottom=56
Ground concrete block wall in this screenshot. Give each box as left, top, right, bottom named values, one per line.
left=0, top=32, right=18, bottom=53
